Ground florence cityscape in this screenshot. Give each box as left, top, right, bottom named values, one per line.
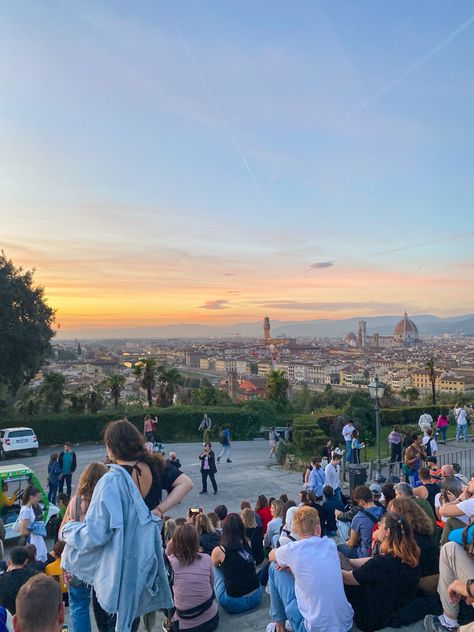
left=1, top=3, right=474, bottom=632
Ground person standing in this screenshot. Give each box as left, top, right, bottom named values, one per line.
left=325, top=454, right=342, bottom=503
left=455, top=403, right=468, bottom=441
left=19, top=487, right=47, bottom=563
left=198, top=414, right=212, bottom=444
left=199, top=443, right=218, bottom=495
left=58, top=443, right=77, bottom=498
left=388, top=425, right=403, bottom=469
left=437, top=412, right=449, bottom=444
left=47, top=454, right=61, bottom=505
left=342, top=420, right=354, bottom=464
left=143, top=415, right=157, bottom=442
left=268, top=426, right=279, bottom=458
left=403, top=433, right=425, bottom=487
left=351, top=430, right=364, bottom=465
left=418, top=412, right=433, bottom=436
left=307, top=458, right=325, bottom=499
left=217, top=427, right=232, bottom=463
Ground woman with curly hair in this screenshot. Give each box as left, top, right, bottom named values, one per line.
left=342, top=512, right=421, bottom=632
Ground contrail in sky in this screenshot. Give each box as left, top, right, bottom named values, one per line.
left=365, top=13, right=474, bottom=106
left=176, top=29, right=265, bottom=201
left=373, top=231, right=474, bottom=256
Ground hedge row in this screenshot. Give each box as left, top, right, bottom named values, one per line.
left=292, top=415, right=327, bottom=457
left=379, top=405, right=449, bottom=427
left=0, top=405, right=267, bottom=445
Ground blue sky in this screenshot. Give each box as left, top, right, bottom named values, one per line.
left=0, top=1, right=473, bottom=336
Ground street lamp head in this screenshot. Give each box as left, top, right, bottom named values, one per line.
left=368, top=376, right=386, bottom=401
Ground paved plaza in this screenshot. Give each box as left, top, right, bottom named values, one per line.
left=7, top=437, right=474, bottom=631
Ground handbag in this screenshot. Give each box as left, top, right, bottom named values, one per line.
left=11, top=518, right=21, bottom=534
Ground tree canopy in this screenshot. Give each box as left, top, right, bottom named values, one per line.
left=0, top=253, right=55, bottom=392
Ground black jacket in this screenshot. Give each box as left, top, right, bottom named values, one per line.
left=0, top=567, right=37, bottom=614
left=199, top=450, right=217, bottom=474
left=58, top=451, right=77, bottom=473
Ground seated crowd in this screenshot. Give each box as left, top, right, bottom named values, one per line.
left=3, top=423, right=474, bottom=632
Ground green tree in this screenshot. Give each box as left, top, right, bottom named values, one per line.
left=425, top=356, right=437, bottom=405
left=106, top=374, right=126, bottom=408
left=157, top=367, right=184, bottom=407
left=0, top=253, right=55, bottom=392
left=191, top=382, right=230, bottom=406
left=265, top=370, right=289, bottom=412
left=401, top=386, right=420, bottom=404
left=41, top=372, right=65, bottom=413
left=133, top=359, right=158, bottom=407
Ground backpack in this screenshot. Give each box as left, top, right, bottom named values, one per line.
left=425, top=438, right=434, bottom=457
left=361, top=509, right=380, bottom=555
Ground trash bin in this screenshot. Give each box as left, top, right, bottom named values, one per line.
left=348, top=464, right=367, bottom=493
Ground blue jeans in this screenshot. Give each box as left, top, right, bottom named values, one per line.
left=345, top=441, right=352, bottom=464
left=337, top=520, right=351, bottom=543
left=456, top=424, right=468, bottom=441
left=438, top=426, right=447, bottom=442
left=48, top=482, right=58, bottom=504
left=268, top=563, right=306, bottom=632
left=69, top=581, right=92, bottom=632
left=214, top=567, right=262, bottom=614
left=334, top=487, right=342, bottom=504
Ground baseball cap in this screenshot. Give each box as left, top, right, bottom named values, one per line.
left=369, top=483, right=382, bottom=495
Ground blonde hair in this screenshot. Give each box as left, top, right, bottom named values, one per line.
left=293, top=506, right=320, bottom=537
left=271, top=499, right=284, bottom=519
left=241, top=508, right=257, bottom=529
left=194, top=513, right=215, bottom=536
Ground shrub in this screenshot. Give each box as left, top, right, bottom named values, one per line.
left=0, top=404, right=264, bottom=445
left=292, top=415, right=327, bottom=458
left=380, top=406, right=449, bottom=427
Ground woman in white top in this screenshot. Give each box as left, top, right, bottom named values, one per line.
left=19, top=485, right=47, bottom=562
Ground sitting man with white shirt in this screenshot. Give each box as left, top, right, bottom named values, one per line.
left=439, top=474, right=474, bottom=545
left=267, top=506, right=353, bottom=632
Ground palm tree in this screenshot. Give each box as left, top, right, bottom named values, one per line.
left=425, top=356, right=437, bottom=405
left=157, top=367, right=183, bottom=407
left=133, top=359, right=158, bottom=407
left=41, top=372, right=65, bottom=413
left=106, top=374, right=126, bottom=409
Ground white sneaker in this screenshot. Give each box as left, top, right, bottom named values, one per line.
left=285, top=622, right=293, bottom=632
left=265, top=624, right=276, bottom=632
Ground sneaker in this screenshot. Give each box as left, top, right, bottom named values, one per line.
left=285, top=621, right=293, bottom=632
left=217, top=456, right=220, bottom=463
left=424, top=614, right=459, bottom=631
left=214, top=490, right=218, bottom=495
left=226, top=459, right=232, bottom=463
left=265, top=624, right=276, bottom=632
left=199, top=490, right=207, bottom=494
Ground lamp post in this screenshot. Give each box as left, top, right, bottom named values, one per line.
left=368, top=376, right=386, bottom=481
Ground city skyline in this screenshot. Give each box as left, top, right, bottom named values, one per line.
left=1, top=2, right=473, bottom=337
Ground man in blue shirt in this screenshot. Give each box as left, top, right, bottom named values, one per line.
left=58, top=442, right=77, bottom=497
left=217, top=427, right=232, bottom=463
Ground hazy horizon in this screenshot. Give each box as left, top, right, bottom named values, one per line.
left=1, top=2, right=473, bottom=337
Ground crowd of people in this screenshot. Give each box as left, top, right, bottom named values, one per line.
left=0, top=412, right=474, bottom=631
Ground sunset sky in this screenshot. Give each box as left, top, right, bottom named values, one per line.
left=1, top=2, right=473, bottom=337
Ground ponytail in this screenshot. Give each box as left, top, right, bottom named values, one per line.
left=380, top=512, right=420, bottom=568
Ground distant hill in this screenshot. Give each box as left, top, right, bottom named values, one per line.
left=58, top=313, right=474, bottom=340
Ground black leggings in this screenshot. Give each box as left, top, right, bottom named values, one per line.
left=201, top=470, right=217, bottom=493
left=92, top=590, right=140, bottom=632
left=170, top=612, right=219, bottom=632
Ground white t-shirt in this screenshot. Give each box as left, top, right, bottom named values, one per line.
left=19, top=505, right=48, bottom=562
left=422, top=435, right=438, bottom=454
left=325, top=462, right=340, bottom=490
left=455, top=408, right=468, bottom=425
left=418, top=414, right=433, bottom=431
left=342, top=424, right=354, bottom=442
left=275, top=537, right=353, bottom=632
left=457, top=498, right=474, bottom=520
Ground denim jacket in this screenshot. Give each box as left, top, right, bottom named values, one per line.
left=61, top=464, right=173, bottom=631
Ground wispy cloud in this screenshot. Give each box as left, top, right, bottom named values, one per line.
left=310, top=261, right=335, bottom=269
left=256, top=300, right=405, bottom=312
left=199, top=299, right=230, bottom=310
